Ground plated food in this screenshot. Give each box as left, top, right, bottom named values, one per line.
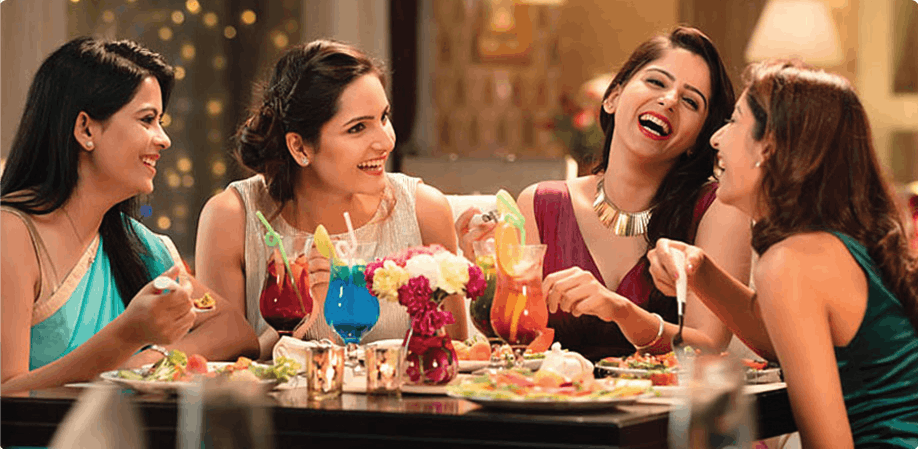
left=446, top=368, right=652, bottom=411
left=597, top=351, right=682, bottom=386
left=596, top=350, right=781, bottom=385
left=453, top=339, right=546, bottom=372
left=101, top=350, right=300, bottom=394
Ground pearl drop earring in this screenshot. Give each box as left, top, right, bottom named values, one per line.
left=300, top=156, right=309, bottom=166
left=755, top=161, right=761, bottom=168
left=86, top=141, right=94, bottom=149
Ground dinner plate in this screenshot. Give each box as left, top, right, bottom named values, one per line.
left=448, top=392, right=655, bottom=411
left=650, top=385, right=684, bottom=397
left=457, top=357, right=543, bottom=372
left=596, top=365, right=682, bottom=377
left=458, top=360, right=491, bottom=372
left=100, top=362, right=281, bottom=395
left=597, top=365, right=781, bottom=384
left=446, top=377, right=653, bottom=412
left=745, top=367, right=781, bottom=384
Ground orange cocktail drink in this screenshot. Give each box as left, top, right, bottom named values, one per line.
left=490, top=239, right=548, bottom=346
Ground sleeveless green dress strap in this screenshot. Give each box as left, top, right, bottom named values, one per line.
left=829, top=232, right=918, bottom=448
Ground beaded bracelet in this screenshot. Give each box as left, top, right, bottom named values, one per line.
left=633, top=313, right=665, bottom=353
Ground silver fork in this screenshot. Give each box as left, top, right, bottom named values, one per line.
left=670, top=249, right=689, bottom=363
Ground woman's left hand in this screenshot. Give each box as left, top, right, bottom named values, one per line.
left=543, top=267, right=631, bottom=322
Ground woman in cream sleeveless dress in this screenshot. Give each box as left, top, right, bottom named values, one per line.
left=195, top=40, right=464, bottom=359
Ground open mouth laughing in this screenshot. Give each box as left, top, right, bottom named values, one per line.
left=142, top=154, right=159, bottom=172
left=357, top=157, right=386, bottom=174
left=637, top=112, right=672, bottom=140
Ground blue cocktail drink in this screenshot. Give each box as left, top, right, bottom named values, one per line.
left=324, top=259, right=380, bottom=345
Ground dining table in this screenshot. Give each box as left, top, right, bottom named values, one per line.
left=2, top=373, right=795, bottom=448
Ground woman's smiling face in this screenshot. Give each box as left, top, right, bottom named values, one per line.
left=710, top=90, right=768, bottom=217
left=85, top=76, right=171, bottom=197
left=306, top=74, right=395, bottom=195
left=606, top=47, right=711, bottom=163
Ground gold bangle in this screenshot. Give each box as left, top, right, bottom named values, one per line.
left=633, top=313, right=664, bottom=353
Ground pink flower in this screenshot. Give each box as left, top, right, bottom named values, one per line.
left=465, top=264, right=486, bottom=300
left=392, top=245, right=442, bottom=266
left=411, top=305, right=454, bottom=336
left=364, top=258, right=385, bottom=291
left=398, top=276, right=432, bottom=308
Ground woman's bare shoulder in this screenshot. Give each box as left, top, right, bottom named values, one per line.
left=755, top=231, right=861, bottom=296
left=199, top=188, right=246, bottom=223
left=1, top=210, right=40, bottom=296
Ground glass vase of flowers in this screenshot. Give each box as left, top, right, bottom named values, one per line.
left=365, top=245, right=486, bottom=385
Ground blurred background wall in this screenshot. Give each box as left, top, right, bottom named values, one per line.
left=2, top=0, right=916, bottom=265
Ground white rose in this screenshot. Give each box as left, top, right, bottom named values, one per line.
left=404, top=254, right=442, bottom=291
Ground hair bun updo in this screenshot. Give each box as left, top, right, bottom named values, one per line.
left=233, top=39, right=385, bottom=204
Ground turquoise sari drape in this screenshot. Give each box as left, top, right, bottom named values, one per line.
left=29, top=218, right=180, bottom=370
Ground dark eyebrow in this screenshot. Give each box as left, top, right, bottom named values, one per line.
left=343, top=106, right=391, bottom=127
left=647, top=67, right=709, bottom=110
left=136, top=106, right=161, bottom=116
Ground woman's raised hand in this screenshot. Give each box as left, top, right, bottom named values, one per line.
left=124, top=265, right=196, bottom=346
left=543, top=267, right=631, bottom=322
left=454, top=206, right=497, bottom=260
left=647, top=238, right=703, bottom=297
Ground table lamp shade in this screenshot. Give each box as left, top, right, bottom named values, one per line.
left=745, top=0, right=844, bottom=67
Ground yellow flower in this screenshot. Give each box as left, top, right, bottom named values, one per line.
left=435, top=252, right=469, bottom=295
left=371, top=260, right=410, bottom=302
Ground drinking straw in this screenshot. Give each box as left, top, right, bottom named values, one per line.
left=255, top=211, right=307, bottom=314
left=342, top=211, right=359, bottom=264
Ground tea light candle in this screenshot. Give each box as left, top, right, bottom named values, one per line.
left=366, top=345, right=403, bottom=395
left=306, top=344, right=344, bottom=400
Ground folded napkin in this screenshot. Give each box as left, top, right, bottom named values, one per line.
left=272, top=336, right=322, bottom=368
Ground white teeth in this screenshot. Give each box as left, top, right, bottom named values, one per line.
left=358, top=160, right=384, bottom=170
left=142, top=157, right=157, bottom=168
left=639, top=113, right=671, bottom=135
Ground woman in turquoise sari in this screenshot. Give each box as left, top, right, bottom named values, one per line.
left=647, top=60, right=917, bottom=448
left=1, top=37, right=258, bottom=393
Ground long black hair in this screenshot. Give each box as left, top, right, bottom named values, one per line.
left=1, top=36, right=175, bottom=305
left=593, top=26, right=735, bottom=313
left=235, top=39, right=386, bottom=204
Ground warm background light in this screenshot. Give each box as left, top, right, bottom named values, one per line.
left=745, top=0, right=844, bottom=66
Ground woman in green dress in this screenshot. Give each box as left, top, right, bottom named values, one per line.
left=648, top=60, right=917, bottom=448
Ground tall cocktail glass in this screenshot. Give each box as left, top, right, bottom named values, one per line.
left=490, top=243, right=548, bottom=349
left=259, top=235, right=312, bottom=337
left=469, top=239, right=499, bottom=342
left=323, top=242, right=380, bottom=345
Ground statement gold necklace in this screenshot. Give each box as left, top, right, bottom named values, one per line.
left=592, top=177, right=653, bottom=237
